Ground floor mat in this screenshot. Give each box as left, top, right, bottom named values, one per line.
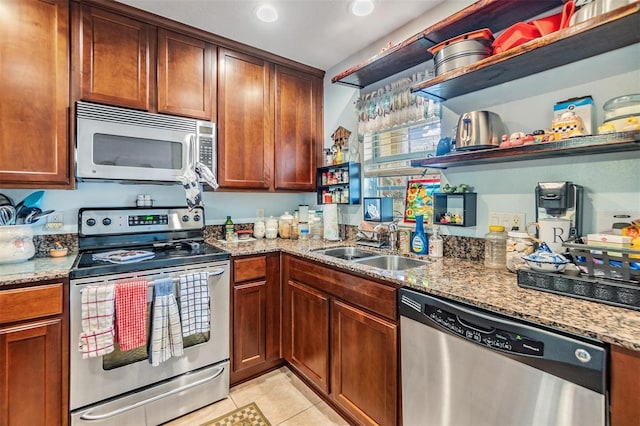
left=201, top=402, right=272, bottom=426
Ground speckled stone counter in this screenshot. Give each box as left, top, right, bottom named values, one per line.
left=0, top=253, right=77, bottom=286
left=210, top=238, right=640, bottom=351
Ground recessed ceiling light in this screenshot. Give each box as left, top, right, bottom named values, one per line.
left=351, top=0, right=375, bottom=17
left=256, top=4, right=278, bottom=23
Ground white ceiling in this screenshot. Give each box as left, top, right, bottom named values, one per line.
left=116, top=0, right=444, bottom=71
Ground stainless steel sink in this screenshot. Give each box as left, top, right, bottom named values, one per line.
left=313, top=247, right=380, bottom=261
left=352, top=255, right=429, bottom=271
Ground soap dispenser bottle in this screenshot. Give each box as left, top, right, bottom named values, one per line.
left=411, top=214, right=428, bottom=255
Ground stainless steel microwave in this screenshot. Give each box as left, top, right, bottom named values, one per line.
left=75, top=101, right=215, bottom=183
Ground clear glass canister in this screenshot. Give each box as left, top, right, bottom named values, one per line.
left=265, top=216, right=278, bottom=239
left=484, top=225, right=507, bottom=270
left=278, top=211, right=293, bottom=239
left=506, top=231, right=535, bottom=272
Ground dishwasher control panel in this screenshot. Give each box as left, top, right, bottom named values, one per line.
left=425, top=305, right=545, bottom=356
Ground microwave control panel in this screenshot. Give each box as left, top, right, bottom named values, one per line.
left=197, top=121, right=216, bottom=172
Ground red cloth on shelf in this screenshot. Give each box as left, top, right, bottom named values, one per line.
left=115, top=279, right=149, bottom=351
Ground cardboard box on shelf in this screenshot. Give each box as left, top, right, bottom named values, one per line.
left=554, top=96, right=594, bottom=135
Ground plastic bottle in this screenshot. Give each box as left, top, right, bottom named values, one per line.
left=429, top=225, right=443, bottom=258
left=224, top=216, right=234, bottom=242
left=484, top=225, right=507, bottom=269
left=411, top=214, right=428, bottom=255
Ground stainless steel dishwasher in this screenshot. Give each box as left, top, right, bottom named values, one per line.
left=399, top=288, right=607, bottom=426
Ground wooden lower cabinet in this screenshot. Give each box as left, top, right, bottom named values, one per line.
left=230, top=253, right=282, bottom=384
left=331, top=300, right=397, bottom=426
left=284, top=280, right=330, bottom=393
left=283, top=255, right=399, bottom=425
left=610, top=345, right=640, bottom=426
left=0, top=282, right=67, bottom=426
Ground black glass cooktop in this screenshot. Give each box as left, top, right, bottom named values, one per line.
left=70, top=241, right=230, bottom=279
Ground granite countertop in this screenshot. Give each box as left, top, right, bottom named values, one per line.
left=2, top=238, right=639, bottom=351
left=0, top=253, right=77, bottom=286
left=212, top=238, right=640, bottom=351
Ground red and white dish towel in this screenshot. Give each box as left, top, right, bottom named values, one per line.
left=114, top=278, right=148, bottom=351
left=79, top=284, right=116, bottom=359
left=149, top=278, right=184, bottom=366
left=179, top=272, right=210, bottom=337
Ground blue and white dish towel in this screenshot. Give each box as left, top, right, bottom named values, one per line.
left=179, top=272, right=211, bottom=337
left=149, top=278, right=183, bottom=366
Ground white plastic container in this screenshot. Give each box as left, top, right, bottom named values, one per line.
left=0, top=225, right=36, bottom=264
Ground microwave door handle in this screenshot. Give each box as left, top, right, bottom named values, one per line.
left=188, top=134, right=197, bottom=171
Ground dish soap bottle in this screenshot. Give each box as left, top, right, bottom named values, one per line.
left=224, top=216, right=234, bottom=242
left=411, top=214, right=428, bottom=255
left=429, top=225, right=443, bottom=258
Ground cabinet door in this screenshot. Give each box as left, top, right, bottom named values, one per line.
left=0, top=319, right=62, bottom=426
left=274, top=65, right=322, bottom=191
left=217, top=48, right=273, bottom=189
left=284, top=280, right=330, bottom=393
left=80, top=5, right=151, bottom=110
left=0, top=0, right=70, bottom=187
left=610, top=345, right=640, bottom=426
left=331, top=299, right=398, bottom=426
left=233, top=281, right=267, bottom=372
left=157, top=29, right=215, bottom=120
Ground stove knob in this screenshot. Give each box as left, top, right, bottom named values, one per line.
left=193, top=214, right=201, bottom=222
left=86, top=218, right=96, bottom=227
left=102, top=218, right=112, bottom=226
left=182, top=215, right=190, bottom=222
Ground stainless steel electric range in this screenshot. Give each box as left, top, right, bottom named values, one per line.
left=69, top=206, right=231, bottom=426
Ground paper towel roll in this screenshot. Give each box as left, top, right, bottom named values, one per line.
left=323, top=203, right=339, bottom=241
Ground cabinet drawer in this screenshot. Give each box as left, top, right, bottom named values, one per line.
left=0, top=284, right=63, bottom=324
left=234, top=256, right=267, bottom=283
left=286, top=256, right=397, bottom=321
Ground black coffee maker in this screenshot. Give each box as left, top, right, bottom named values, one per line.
left=535, top=181, right=583, bottom=238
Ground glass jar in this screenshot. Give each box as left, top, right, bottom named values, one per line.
left=506, top=231, right=535, bottom=272
left=310, top=211, right=323, bottom=240
left=253, top=219, right=265, bottom=239
left=265, top=216, right=278, bottom=239
left=278, top=211, right=293, bottom=239
left=484, top=225, right=507, bottom=270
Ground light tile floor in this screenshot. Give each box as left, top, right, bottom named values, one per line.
left=165, top=366, right=349, bottom=426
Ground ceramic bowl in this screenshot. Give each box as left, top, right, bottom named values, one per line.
left=522, top=250, right=571, bottom=273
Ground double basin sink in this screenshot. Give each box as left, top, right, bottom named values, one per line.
left=314, top=247, right=429, bottom=271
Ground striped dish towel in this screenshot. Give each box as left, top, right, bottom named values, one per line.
left=179, top=272, right=210, bottom=337
left=79, top=284, right=115, bottom=359
left=114, top=278, right=148, bottom=351
left=149, top=278, right=184, bottom=366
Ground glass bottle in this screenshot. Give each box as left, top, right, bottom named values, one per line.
left=224, top=216, right=234, bottom=242
left=291, top=211, right=299, bottom=240
left=484, top=225, right=507, bottom=269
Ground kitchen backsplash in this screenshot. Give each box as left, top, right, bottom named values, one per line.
left=31, top=225, right=485, bottom=262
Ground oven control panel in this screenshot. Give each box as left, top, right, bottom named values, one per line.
left=79, top=206, right=204, bottom=235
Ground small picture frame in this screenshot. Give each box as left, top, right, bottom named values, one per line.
left=403, top=178, right=440, bottom=223
left=363, top=197, right=393, bottom=222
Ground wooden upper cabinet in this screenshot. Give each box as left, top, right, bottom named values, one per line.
left=157, top=28, right=215, bottom=120
left=79, top=5, right=151, bottom=110
left=0, top=0, right=71, bottom=188
left=217, top=48, right=274, bottom=189
left=274, top=65, right=322, bottom=191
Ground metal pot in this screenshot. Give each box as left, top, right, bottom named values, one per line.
left=455, top=111, right=506, bottom=150
left=433, top=38, right=493, bottom=76
left=569, top=0, right=634, bottom=26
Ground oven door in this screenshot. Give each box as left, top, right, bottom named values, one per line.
left=69, top=261, right=230, bottom=412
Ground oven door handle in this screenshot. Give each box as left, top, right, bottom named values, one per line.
left=209, top=267, right=225, bottom=277
left=79, top=365, right=225, bottom=421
